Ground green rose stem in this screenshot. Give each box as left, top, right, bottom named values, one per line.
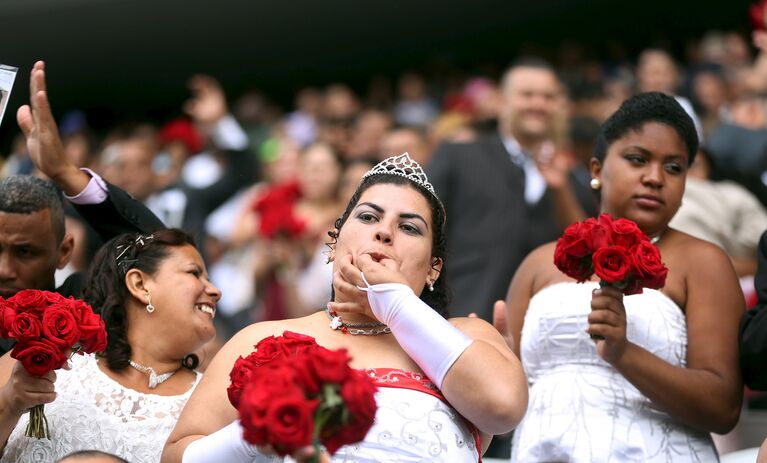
left=25, top=404, right=50, bottom=439
left=308, top=384, right=345, bottom=463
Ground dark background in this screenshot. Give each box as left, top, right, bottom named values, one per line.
left=0, top=0, right=754, bottom=141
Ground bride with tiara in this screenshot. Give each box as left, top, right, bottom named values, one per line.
left=161, top=153, right=529, bottom=463
left=507, top=93, right=743, bottom=462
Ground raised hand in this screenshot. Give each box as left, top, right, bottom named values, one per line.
left=468, top=300, right=515, bottom=352
left=0, top=362, right=57, bottom=417
left=587, top=285, right=629, bottom=364
left=534, top=142, right=572, bottom=191
left=328, top=253, right=409, bottom=320
left=16, top=61, right=88, bottom=195
left=183, top=75, right=228, bottom=126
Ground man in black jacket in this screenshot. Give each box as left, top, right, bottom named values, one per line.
left=0, top=61, right=165, bottom=354
left=741, top=230, right=767, bottom=390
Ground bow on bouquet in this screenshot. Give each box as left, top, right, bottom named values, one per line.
left=0, top=290, right=107, bottom=439
left=554, top=214, right=669, bottom=337
left=228, top=331, right=377, bottom=462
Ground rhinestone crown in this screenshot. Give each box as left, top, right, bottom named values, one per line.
left=362, top=153, right=436, bottom=196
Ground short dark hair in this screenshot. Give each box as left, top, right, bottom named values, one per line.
left=593, top=92, right=698, bottom=165
left=328, top=174, right=450, bottom=317
left=56, top=450, right=129, bottom=463
left=82, top=229, right=198, bottom=372
left=502, top=57, right=559, bottom=90
left=0, top=175, right=66, bottom=243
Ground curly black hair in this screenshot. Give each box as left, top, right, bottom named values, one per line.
left=328, top=174, right=450, bottom=318
left=82, top=229, right=200, bottom=371
left=593, top=91, right=699, bottom=165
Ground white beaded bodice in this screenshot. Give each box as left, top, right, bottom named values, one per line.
left=1, top=353, right=201, bottom=463
left=512, top=282, right=718, bottom=463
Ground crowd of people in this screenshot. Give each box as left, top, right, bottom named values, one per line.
left=1, top=24, right=767, bottom=463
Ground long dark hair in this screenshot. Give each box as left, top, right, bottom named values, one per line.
left=82, top=229, right=198, bottom=371
left=328, top=174, right=450, bottom=318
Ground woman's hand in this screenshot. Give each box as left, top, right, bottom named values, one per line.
left=327, top=254, right=409, bottom=320
left=587, top=285, right=629, bottom=365
left=0, top=362, right=56, bottom=417
left=257, top=444, right=330, bottom=463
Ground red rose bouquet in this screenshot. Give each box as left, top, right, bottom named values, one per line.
left=0, top=290, right=107, bottom=439
left=252, top=181, right=307, bottom=240
left=228, top=331, right=377, bottom=461
left=554, top=213, right=668, bottom=296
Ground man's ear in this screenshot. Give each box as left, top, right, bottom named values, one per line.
left=56, top=233, right=75, bottom=270
left=124, top=268, right=151, bottom=303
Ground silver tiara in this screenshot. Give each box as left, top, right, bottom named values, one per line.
left=361, top=153, right=436, bottom=196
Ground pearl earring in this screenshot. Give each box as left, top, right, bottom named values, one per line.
left=590, top=178, right=601, bottom=190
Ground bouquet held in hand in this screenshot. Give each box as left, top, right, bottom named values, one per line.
left=0, top=289, right=107, bottom=438
left=554, top=213, right=668, bottom=295
left=228, top=331, right=377, bottom=461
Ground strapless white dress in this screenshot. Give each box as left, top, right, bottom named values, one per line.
left=330, top=368, right=480, bottom=462
left=511, top=282, right=718, bottom=463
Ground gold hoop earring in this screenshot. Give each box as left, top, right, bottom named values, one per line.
left=590, top=178, right=601, bottom=190
left=145, top=292, right=155, bottom=313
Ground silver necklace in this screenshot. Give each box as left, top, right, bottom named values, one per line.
left=325, top=308, right=391, bottom=336
left=128, top=360, right=179, bottom=389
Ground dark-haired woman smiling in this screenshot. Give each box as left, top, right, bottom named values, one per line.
left=0, top=229, right=221, bottom=463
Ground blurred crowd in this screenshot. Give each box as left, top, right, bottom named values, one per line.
left=2, top=29, right=767, bottom=345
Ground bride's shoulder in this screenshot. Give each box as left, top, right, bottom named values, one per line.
left=225, top=314, right=324, bottom=355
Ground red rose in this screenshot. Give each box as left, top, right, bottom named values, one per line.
left=68, top=300, right=103, bottom=337
left=9, top=290, right=48, bottom=316
left=8, top=312, right=43, bottom=341
left=554, top=227, right=593, bottom=282
left=290, top=355, right=321, bottom=396
left=592, top=246, right=632, bottom=284
left=264, top=392, right=318, bottom=455
left=227, top=355, right=259, bottom=408
left=322, top=370, right=378, bottom=454
left=610, top=218, right=644, bottom=249
left=340, top=370, right=378, bottom=425
left=238, top=379, right=285, bottom=445
left=278, top=331, right=317, bottom=356
left=251, top=336, right=285, bottom=365
left=0, top=298, right=16, bottom=338
left=80, top=318, right=107, bottom=353
left=631, top=241, right=669, bottom=290
left=11, top=339, right=68, bottom=376
left=41, top=306, right=80, bottom=348
left=309, top=347, right=351, bottom=384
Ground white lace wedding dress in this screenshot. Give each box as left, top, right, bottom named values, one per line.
left=511, top=282, right=719, bottom=463
left=1, top=353, right=201, bottom=463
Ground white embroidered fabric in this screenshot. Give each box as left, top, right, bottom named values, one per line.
left=2, top=353, right=201, bottom=463
left=511, top=282, right=719, bottom=463
left=330, top=376, right=478, bottom=462
left=268, top=375, right=479, bottom=463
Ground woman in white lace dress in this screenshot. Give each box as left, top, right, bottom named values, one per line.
left=507, top=92, right=743, bottom=462
left=0, top=229, right=221, bottom=463
left=162, top=153, right=529, bottom=463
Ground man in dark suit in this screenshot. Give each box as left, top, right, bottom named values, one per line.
left=0, top=61, right=165, bottom=354
left=427, top=58, right=597, bottom=321
left=741, top=230, right=767, bottom=391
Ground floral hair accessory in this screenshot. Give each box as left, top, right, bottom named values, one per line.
left=115, top=233, right=154, bottom=276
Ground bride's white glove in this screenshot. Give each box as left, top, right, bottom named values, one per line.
left=182, top=421, right=278, bottom=463
left=356, top=273, right=473, bottom=389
